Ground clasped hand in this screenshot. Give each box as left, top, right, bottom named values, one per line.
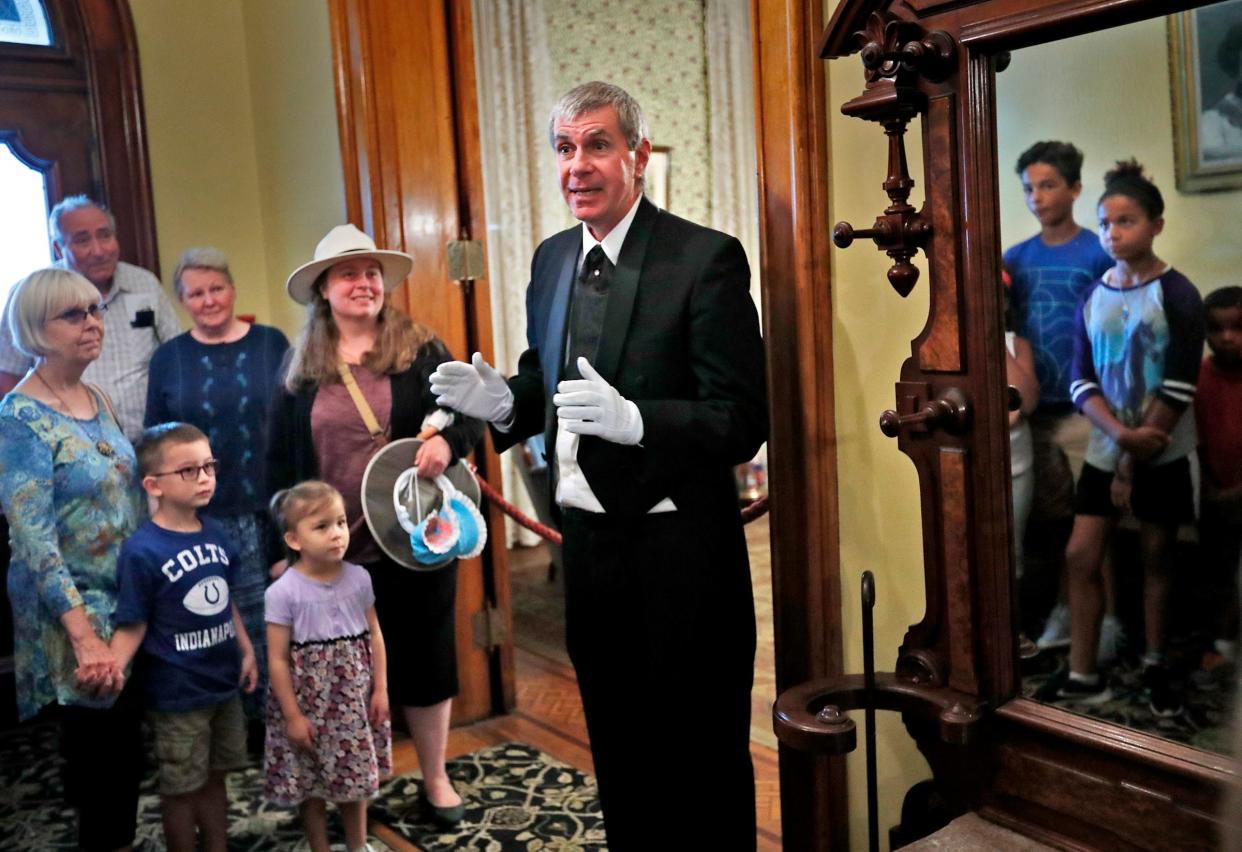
left=72, top=633, right=124, bottom=698
left=553, top=357, right=643, bottom=446
left=1117, top=424, right=1169, bottom=460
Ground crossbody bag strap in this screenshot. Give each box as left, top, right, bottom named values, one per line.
left=337, top=359, right=388, bottom=448
left=87, top=382, right=121, bottom=430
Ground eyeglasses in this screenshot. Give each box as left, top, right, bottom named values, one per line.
left=149, top=460, right=220, bottom=481
left=51, top=303, right=108, bottom=325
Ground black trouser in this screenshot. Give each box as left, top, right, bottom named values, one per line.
left=561, top=508, right=758, bottom=850
left=59, top=681, right=144, bottom=852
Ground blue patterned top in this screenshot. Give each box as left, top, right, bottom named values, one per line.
left=145, top=325, right=289, bottom=516
left=1070, top=267, right=1204, bottom=471
left=0, top=390, right=140, bottom=721
left=1004, top=229, right=1114, bottom=408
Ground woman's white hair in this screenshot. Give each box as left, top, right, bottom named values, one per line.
left=6, top=268, right=101, bottom=358
left=172, top=246, right=233, bottom=297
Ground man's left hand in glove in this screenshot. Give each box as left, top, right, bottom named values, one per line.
left=553, top=357, right=644, bottom=446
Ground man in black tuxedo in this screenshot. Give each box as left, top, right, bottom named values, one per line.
left=431, top=81, right=766, bottom=848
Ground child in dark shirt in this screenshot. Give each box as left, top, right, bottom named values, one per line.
left=1195, top=286, right=1242, bottom=677
left=111, top=422, right=257, bottom=852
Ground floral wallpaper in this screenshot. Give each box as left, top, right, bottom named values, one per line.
left=541, top=0, right=712, bottom=226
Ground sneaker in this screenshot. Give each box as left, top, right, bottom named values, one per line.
left=1097, top=614, right=1126, bottom=667
left=1190, top=651, right=1228, bottom=691
left=1036, top=603, right=1071, bottom=650
left=1056, top=674, right=1113, bottom=706
left=1018, top=633, right=1040, bottom=660
left=1144, top=664, right=1184, bottom=718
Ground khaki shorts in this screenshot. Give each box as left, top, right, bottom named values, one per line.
left=1028, top=411, right=1091, bottom=522
left=150, top=696, right=247, bottom=796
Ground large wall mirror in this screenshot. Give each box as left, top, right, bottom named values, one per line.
left=997, top=5, right=1242, bottom=756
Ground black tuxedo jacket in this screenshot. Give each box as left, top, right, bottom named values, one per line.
left=493, top=196, right=767, bottom=527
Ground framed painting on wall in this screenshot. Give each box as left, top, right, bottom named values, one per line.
left=646, top=146, right=671, bottom=211
left=1169, top=0, right=1242, bottom=192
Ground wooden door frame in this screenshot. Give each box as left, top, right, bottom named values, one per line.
left=0, top=0, right=158, bottom=272
left=752, top=0, right=849, bottom=848
left=328, top=0, right=847, bottom=843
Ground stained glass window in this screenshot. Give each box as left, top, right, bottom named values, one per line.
left=0, top=0, right=52, bottom=47
left=0, top=141, right=53, bottom=306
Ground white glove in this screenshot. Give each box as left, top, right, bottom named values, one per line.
left=430, top=352, right=514, bottom=424
left=553, top=357, right=643, bottom=445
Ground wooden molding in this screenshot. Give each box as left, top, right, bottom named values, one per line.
left=83, top=0, right=159, bottom=274
left=752, top=0, right=847, bottom=847
left=0, top=0, right=158, bottom=274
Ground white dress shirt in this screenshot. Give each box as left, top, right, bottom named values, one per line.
left=554, top=196, right=675, bottom=514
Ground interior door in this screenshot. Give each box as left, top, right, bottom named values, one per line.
left=329, top=0, right=513, bottom=723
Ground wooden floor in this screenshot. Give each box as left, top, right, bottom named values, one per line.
left=376, top=645, right=783, bottom=850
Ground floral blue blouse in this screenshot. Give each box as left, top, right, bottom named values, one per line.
left=0, top=391, right=139, bottom=721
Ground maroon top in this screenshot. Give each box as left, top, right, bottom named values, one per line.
left=311, top=365, right=392, bottom=564
left=1196, top=356, right=1242, bottom=491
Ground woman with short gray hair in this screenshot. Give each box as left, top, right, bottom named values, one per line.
left=0, top=267, right=143, bottom=851
left=145, top=247, right=290, bottom=739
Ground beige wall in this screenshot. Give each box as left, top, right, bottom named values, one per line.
left=997, top=17, right=1242, bottom=297
left=240, top=0, right=346, bottom=334
left=130, top=0, right=343, bottom=337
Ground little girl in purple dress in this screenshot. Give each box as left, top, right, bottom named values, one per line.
left=264, top=481, right=392, bottom=852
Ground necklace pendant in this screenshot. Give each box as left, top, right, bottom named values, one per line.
left=96, top=439, right=115, bottom=458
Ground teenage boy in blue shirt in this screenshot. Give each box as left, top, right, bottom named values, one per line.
left=111, top=422, right=256, bottom=852
left=1004, top=141, right=1116, bottom=655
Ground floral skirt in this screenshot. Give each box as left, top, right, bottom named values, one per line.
left=263, top=633, right=392, bottom=806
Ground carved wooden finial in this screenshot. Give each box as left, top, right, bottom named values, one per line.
left=832, top=13, right=956, bottom=298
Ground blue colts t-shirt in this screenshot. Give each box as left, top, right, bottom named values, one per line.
left=114, top=518, right=241, bottom=712
left=1004, top=229, right=1114, bottom=408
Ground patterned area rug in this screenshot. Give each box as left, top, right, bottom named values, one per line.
left=370, top=742, right=605, bottom=849
left=1021, top=649, right=1237, bottom=753
left=508, top=514, right=777, bottom=749
left=0, top=722, right=342, bottom=851
left=0, top=724, right=603, bottom=850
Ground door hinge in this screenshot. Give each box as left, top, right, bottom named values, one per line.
left=447, top=239, right=485, bottom=285
left=472, top=605, right=509, bottom=651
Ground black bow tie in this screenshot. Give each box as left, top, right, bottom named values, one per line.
left=580, top=245, right=611, bottom=289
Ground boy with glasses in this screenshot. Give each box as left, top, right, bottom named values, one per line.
left=111, top=422, right=256, bottom=852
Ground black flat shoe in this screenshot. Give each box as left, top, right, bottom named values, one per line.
left=419, top=789, right=465, bottom=827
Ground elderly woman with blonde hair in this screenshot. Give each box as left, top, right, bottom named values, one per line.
left=0, top=268, right=142, bottom=851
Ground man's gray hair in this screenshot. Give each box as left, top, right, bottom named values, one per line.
left=172, top=246, right=234, bottom=297
left=548, top=81, right=649, bottom=150
left=48, top=195, right=116, bottom=247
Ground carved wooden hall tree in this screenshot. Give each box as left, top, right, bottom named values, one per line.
left=774, top=1, right=1235, bottom=849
